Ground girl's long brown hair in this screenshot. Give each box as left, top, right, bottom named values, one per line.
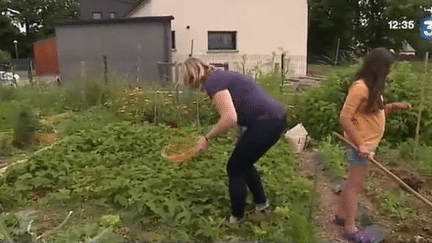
left=353, top=47, right=393, bottom=113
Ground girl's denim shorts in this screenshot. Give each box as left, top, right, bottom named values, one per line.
left=346, top=146, right=368, bottom=167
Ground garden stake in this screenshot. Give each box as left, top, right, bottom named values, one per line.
left=196, top=91, right=200, bottom=127
left=414, top=51, right=428, bottom=160
left=334, top=132, right=432, bottom=209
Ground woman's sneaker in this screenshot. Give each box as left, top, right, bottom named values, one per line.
left=255, top=201, right=270, bottom=213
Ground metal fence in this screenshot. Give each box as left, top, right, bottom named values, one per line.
left=172, top=53, right=307, bottom=78
left=0, top=58, right=31, bottom=71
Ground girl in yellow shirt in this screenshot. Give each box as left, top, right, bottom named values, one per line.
left=333, top=47, right=411, bottom=243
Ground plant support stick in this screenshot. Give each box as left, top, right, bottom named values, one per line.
left=413, top=51, right=428, bottom=160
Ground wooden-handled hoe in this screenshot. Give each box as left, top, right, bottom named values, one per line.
left=334, top=132, right=432, bottom=209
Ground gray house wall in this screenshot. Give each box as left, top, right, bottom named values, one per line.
left=55, top=17, right=173, bottom=83
left=78, top=0, right=136, bottom=20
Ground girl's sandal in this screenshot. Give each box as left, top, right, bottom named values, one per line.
left=330, top=215, right=346, bottom=227
left=342, top=228, right=375, bottom=243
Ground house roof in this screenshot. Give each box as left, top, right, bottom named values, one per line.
left=33, top=35, right=57, bottom=45
left=55, top=16, right=174, bottom=27
left=115, top=0, right=137, bottom=5
left=126, top=0, right=150, bottom=17
left=401, top=41, right=415, bottom=52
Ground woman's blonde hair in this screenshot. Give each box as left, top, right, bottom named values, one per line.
left=181, top=57, right=215, bottom=89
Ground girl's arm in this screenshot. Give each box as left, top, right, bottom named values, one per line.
left=205, top=89, right=238, bottom=140
left=385, top=102, right=412, bottom=116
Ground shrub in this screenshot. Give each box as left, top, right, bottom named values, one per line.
left=296, top=61, right=431, bottom=146
left=297, top=65, right=358, bottom=141
left=0, top=86, right=18, bottom=102
left=384, top=62, right=420, bottom=145
left=12, top=105, right=39, bottom=149
left=0, top=134, right=14, bottom=156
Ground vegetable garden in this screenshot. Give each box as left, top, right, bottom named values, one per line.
left=0, top=60, right=431, bottom=242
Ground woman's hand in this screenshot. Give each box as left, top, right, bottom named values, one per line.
left=196, top=136, right=209, bottom=153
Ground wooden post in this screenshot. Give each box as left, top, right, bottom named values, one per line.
left=335, top=38, right=341, bottom=65
left=103, top=55, right=108, bottom=85
left=281, top=53, right=285, bottom=92
left=28, top=59, right=34, bottom=86
left=189, top=39, right=194, bottom=57
left=413, top=51, right=428, bottom=160
left=174, top=63, right=181, bottom=124
left=154, top=90, right=159, bottom=125
left=196, top=91, right=200, bottom=127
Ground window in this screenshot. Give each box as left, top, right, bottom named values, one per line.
left=92, top=12, right=102, bottom=19
left=171, top=31, right=176, bottom=49
left=109, top=12, right=116, bottom=19
left=208, top=31, right=236, bottom=50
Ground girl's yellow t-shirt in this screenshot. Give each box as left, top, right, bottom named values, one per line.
left=340, top=79, right=385, bottom=149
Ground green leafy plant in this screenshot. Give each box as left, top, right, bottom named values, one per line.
left=297, top=65, right=358, bottom=141
left=318, top=136, right=347, bottom=179
left=99, top=215, right=121, bottom=229
left=12, top=105, right=39, bottom=149
left=0, top=86, right=18, bottom=102
left=384, top=62, right=420, bottom=145
left=297, top=61, right=431, bottom=149
left=380, top=189, right=412, bottom=220
left=0, top=121, right=316, bottom=241
left=0, top=134, right=14, bottom=156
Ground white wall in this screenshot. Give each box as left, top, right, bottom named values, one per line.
left=130, top=0, right=308, bottom=76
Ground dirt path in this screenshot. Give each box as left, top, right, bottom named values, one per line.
left=365, top=157, right=432, bottom=242
left=298, top=147, right=432, bottom=242
left=298, top=149, right=344, bottom=242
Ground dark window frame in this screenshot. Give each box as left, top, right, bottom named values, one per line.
left=208, top=31, right=237, bottom=50
left=171, top=31, right=176, bottom=49
left=92, top=12, right=102, bottom=19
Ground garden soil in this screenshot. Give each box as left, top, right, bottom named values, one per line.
left=298, top=148, right=432, bottom=242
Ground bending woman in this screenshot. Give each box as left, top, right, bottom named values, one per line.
left=181, top=58, right=288, bottom=223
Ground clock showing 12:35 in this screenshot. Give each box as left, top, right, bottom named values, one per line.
left=388, top=20, right=415, bottom=29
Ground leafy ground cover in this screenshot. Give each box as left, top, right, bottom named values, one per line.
left=1, top=60, right=431, bottom=242
left=0, top=121, right=317, bottom=242
left=0, top=71, right=316, bottom=241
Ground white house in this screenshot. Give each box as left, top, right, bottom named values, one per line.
left=128, top=0, right=308, bottom=77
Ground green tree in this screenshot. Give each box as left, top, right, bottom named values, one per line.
left=0, top=49, right=10, bottom=61
left=4, top=0, right=79, bottom=36
left=362, top=0, right=431, bottom=55
left=0, top=0, right=79, bottom=58
left=308, top=0, right=360, bottom=63
left=385, top=0, right=428, bottom=51
left=354, top=0, right=388, bottom=48
left=0, top=15, right=20, bottom=58
left=308, top=0, right=432, bottom=62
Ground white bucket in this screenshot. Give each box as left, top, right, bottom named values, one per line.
left=284, top=123, right=308, bottom=153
